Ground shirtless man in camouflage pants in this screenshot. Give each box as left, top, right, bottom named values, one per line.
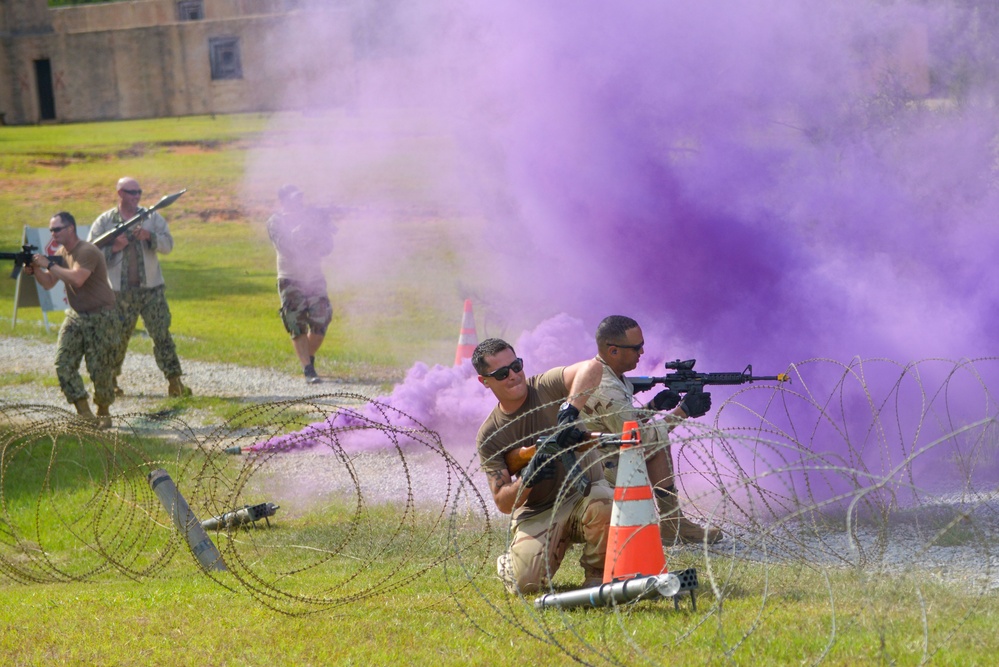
left=88, top=177, right=190, bottom=398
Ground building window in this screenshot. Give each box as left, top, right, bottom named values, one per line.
left=177, top=0, right=204, bottom=21
left=209, top=37, right=243, bottom=80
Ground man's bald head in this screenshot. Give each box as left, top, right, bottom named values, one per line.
left=116, top=177, right=143, bottom=215
left=117, top=177, right=140, bottom=192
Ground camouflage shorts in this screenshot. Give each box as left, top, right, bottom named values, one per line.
left=278, top=278, right=332, bottom=337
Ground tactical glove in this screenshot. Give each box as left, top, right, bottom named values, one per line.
left=680, top=391, right=712, bottom=418
left=556, top=403, right=579, bottom=426
left=555, top=403, right=587, bottom=449
left=519, top=451, right=556, bottom=488
left=645, top=389, right=682, bottom=412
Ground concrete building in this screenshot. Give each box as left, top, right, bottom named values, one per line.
left=0, top=0, right=356, bottom=124
left=0, top=0, right=944, bottom=127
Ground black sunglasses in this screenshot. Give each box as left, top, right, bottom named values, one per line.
left=611, top=341, right=644, bottom=351
left=484, top=358, right=524, bottom=381
left=121, top=188, right=142, bottom=196
left=49, top=226, right=69, bottom=233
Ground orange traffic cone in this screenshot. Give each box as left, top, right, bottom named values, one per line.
left=603, top=420, right=668, bottom=583
left=453, top=299, right=478, bottom=366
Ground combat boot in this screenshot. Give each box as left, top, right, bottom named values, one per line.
left=95, top=404, right=112, bottom=430
left=581, top=566, right=604, bottom=589
left=656, top=485, right=723, bottom=546
left=74, top=398, right=96, bottom=421
left=167, top=376, right=192, bottom=397
left=303, top=364, right=321, bottom=384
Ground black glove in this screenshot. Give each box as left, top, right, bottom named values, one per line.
left=555, top=403, right=587, bottom=449
left=645, top=389, right=682, bottom=412
left=556, top=403, right=579, bottom=426
left=519, top=451, right=556, bottom=488
left=680, top=392, right=712, bottom=418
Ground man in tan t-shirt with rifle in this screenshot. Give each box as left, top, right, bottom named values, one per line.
left=474, top=337, right=613, bottom=594
left=27, top=212, right=120, bottom=429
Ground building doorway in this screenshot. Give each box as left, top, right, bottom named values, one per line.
left=34, top=59, right=56, bottom=121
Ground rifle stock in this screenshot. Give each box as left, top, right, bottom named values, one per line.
left=504, top=433, right=611, bottom=476
left=504, top=445, right=535, bottom=475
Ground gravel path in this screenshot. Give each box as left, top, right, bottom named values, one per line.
left=0, top=334, right=484, bottom=507
left=0, top=335, right=384, bottom=424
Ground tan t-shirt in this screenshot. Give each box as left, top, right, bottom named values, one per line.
left=61, top=240, right=115, bottom=314
left=476, top=367, right=572, bottom=520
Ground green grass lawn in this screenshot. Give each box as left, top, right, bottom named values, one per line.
left=3, top=559, right=995, bottom=666
left=1, top=422, right=998, bottom=665
left=0, top=112, right=474, bottom=382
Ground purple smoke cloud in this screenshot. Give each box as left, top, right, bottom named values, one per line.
left=244, top=2, right=999, bottom=501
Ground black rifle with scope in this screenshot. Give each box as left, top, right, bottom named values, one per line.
left=627, top=358, right=790, bottom=395
left=0, top=244, right=65, bottom=278
left=506, top=359, right=789, bottom=483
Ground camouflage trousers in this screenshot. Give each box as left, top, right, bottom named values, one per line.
left=278, top=278, right=332, bottom=337
left=114, top=285, right=183, bottom=380
left=55, top=307, right=120, bottom=408
left=497, top=484, right=614, bottom=595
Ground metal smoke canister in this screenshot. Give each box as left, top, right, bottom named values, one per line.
left=147, top=469, right=227, bottom=572
left=201, top=502, right=279, bottom=531
left=534, top=573, right=681, bottom=610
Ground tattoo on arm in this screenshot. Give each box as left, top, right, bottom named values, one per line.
left=487, top=469, right=507, bottom=495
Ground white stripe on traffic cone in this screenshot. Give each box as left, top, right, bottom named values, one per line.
left=454, top=299, right=478, bottom=366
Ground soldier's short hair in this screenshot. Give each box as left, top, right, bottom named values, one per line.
left=596, top=315, right=639, bottom=346
left=53, top=211, right=77, bottom=230
left=471, top=338, right=514, bottom=375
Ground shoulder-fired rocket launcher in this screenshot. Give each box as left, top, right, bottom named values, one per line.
left=92, top=188, right=187, bottom=249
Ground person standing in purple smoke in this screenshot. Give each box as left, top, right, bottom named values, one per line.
left=267, top=184, right=339, bottom=384
left=473, top=337, right=613, bottom=594
left=576, top=315, right=722, bottom=545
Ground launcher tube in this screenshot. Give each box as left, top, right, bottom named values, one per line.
left=534, top=573, right=680, bottom=610
left=148, top=468, right=226, bottom=572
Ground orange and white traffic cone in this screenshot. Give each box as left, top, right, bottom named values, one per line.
left=534, top=420, right=692, bottom=610
left=453, top=299, right=478, bottom=366
left=603, top=420, right=668, bottom=583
